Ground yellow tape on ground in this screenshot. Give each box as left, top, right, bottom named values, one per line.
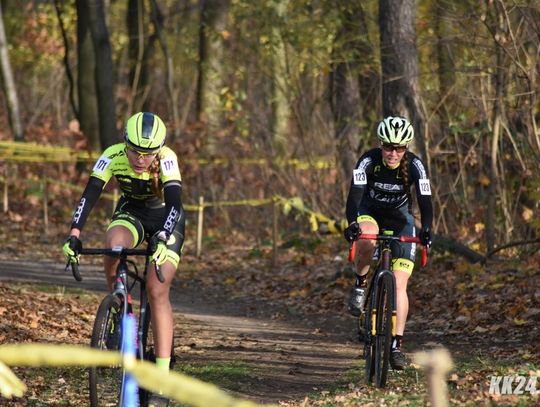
left=275, top=196, right=347, bottom=234
left=0, top=344, right=274, bottom=407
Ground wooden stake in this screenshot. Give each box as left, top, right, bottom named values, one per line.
left=2, top=166, right=8, bottom=213
left=414, top=348, right=454, bottom=407
left=272, top=199, right=278, bottom=268
left=196, top=196, right=204, bottom=258
left=43, top=178, right=49, bottom=236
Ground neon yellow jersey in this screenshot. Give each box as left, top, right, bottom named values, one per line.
left=90, top=143, right=182, bottom=200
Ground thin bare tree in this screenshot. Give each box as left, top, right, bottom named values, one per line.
left=0, top=1, right=24, bottom=141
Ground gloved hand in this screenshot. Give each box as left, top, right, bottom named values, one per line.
left=419, top=227, right=432, bottom=246
left=63, top=235, right=82, bottom=264
left=149, top=231, right=169, bottom=266
left=344, top=222, right=361, bottom=243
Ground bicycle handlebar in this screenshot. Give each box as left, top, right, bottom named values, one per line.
left=348, top=233, right=429, bottom=267
left=65, top=247, right=165, bottom=283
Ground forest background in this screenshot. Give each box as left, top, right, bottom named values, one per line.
left=0, top=1, right=539, bottom=405
left=1, top=0, right=540, bottom=268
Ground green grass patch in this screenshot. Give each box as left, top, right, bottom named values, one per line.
left=174, top=361, right=252, bottom=392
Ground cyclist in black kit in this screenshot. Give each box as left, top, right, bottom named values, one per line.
left=63, top=112, right=184, bottom=407
left=343, top=116, right=433, bottom=370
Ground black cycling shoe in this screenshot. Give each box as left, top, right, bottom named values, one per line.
left=148, top=393, right=169, bottom=407
left=347, top=286, right=366, bottom=316
left=390, top=349, right=409, bottom=370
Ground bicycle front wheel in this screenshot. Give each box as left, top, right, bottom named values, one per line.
left=89, top=294, right=124, bottom=407
left=374, top=271, right=395, bottom=388
left=138, top=304, right=153, bottom=406
left=363, top=291, right=375, bottom=384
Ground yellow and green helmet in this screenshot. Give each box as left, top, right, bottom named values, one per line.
left=124, top=112, right=166, bottom=153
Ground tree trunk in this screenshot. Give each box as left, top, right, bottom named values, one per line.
left=87, top=0, right=118, bottom=148
left=197, top=0, right=229, bottom=151
left=0, top=1, right=24, bottom=141
left=126, top=0, right=146, bottom=115
left=54, top=0, right=78, bottom=120
left=150, top=0, right=180, bottom=142
left=77, top=0, right=100, bottom=150
left=330, top=3, right=373, bottom=182
left=379, top=0, right=427, bottom=162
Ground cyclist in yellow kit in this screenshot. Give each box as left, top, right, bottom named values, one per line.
left=344, top=116, right=433, bottom=370
left=63, top=112, right=184, bottom=406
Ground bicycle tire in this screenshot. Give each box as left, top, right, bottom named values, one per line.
left=363, top=289, right=375, bottom=384
left=138, top=304, right=153, bottom=406
left=374, top=271, right=394, bottom=388
left=89, top=294, right=123, bottom=407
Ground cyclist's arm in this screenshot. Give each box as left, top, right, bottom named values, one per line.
left=158, top=148, right=184, bottom=237
left=345, top=154, right=373, bottom=224
left=161, top=180, right=184, bottom=237
left=410, top=157, right=433, bottom=229
left=70, top=176, right=106, bottom=231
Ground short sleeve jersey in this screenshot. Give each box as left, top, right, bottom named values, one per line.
left=90, top=143, right=182, bottom=200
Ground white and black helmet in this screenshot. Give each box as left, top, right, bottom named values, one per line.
left=376, top=116, right=414, bottom=145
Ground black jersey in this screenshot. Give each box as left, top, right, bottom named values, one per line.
left=345, top=148, right=433, bottom=230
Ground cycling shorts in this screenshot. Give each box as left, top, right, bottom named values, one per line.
left=107, top=197, right=185, bottom=268
left=356, top=203, right=417, bottom=274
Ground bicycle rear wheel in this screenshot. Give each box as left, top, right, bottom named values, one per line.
left=89, top=294, right=124, bottom=407
left=374, top=272, right=395, bottom=388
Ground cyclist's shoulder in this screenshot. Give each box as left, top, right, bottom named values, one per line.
left=355, top=148, right=380, bottom=166
left=405, top=151, right=429, bottom=177
left=158, top=145, right=178, bottom=160
left=98, top=143, right=126, bottom=160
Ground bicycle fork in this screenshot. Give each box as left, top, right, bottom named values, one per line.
left=369, top=269, right=397, bottom=337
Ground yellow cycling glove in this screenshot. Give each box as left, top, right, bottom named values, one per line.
left=150, top=232, right=169, bottom=266
left=63, top=236, right=82, bottom=263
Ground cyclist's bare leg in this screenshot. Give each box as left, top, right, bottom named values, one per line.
left=104, top=226, right=135, bottom=291
left=354, top=221, right=378, bottom=276
left=146, top=260, right=177, bottom=360
left=393, top=269, right=410, bottom=336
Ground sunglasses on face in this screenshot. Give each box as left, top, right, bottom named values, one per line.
left=381, top=144, right=407, bottom=153
left=126, top=146, right=157, bottom=159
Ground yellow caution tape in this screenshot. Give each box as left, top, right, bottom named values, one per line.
left=0, top=141, right=334, bottom=169
left=0, top=344, right=273, bottom=407
left=0, top=361, right=26, bottom=398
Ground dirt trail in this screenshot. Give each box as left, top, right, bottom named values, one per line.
left=0, top=260, right=361, bottom=404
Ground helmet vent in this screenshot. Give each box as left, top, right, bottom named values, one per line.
left=141, top=112, right=155, bottom=139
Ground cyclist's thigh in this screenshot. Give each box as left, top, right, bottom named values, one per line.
left=383, top=206, right=416, bottom=275
left=107, top=203, right=145, bottom=247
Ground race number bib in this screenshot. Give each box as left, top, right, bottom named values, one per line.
left=353, top=169, right=367, bottom=185
left=160, top=157, right=179, bottom=176
left=92, top=156, right=111, bottom=174
left=419, top=179, right=432, bottom=195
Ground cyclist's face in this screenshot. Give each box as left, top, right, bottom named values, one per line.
left=381, top=143, right=407, bottom=168
left=126, top=146, right=157, bottom=173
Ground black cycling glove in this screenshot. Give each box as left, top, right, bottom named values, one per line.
left=419, top=227, right=432, bottom=246
left=344, top=222, right=361, bottom=243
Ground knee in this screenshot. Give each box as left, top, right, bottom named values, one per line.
left=394, top=271, right=410, bottom=293
left=147, top=281, right=170, bottom=303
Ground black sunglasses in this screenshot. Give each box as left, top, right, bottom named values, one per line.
left=381, top=144, right=407, bottom=153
